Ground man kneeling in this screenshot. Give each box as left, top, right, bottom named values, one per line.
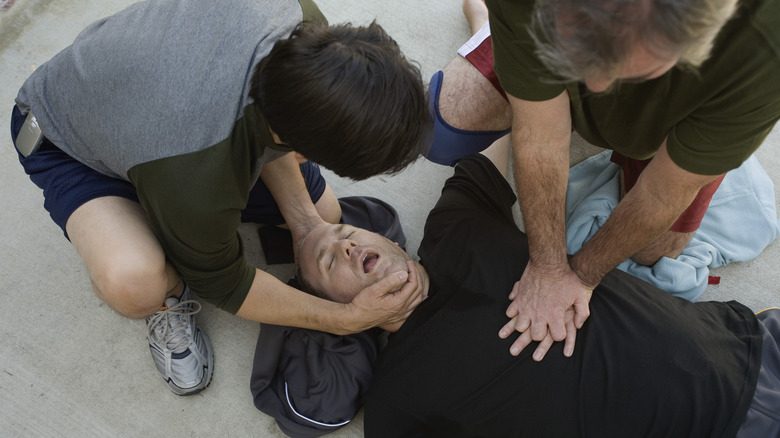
left=297, top=138, right=779, bottom=437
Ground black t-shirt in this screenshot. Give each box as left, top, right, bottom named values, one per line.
left=363, top=155, right=762, bottom=438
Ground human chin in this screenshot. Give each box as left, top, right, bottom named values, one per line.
left=370, top=240, right=410, bottom=280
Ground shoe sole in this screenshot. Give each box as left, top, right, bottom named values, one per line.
left=167, top=328, right=215, bottom=396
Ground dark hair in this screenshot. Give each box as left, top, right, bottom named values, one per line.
left=251, top=21, right=431, bottom=181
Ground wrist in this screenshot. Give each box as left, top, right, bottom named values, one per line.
left=290, top=218, right=326, bottom=244
left=289, top=223, right=313, bottom=244
left=568, top=254, right=601, bottom=289
left=335, top=302, right=366, bottom=335
left=527, top=257, right=571, bottom=275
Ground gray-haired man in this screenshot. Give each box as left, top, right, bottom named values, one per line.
left=427, top=0, right=780, bottom=361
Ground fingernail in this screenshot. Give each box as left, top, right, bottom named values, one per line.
left=510, top=347, right=519, bottom=356
left=564, top=347, right=572, bottom=357
left=398, top=272, right=408, bottom=280
left=499, top=330, right=507, bottom=338
left=533, top=352, right=542, bottom=361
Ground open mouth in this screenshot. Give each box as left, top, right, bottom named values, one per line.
left=362, top=253, right=379, bottom=273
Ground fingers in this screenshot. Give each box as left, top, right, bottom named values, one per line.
left=563, top=315, right=577, bottom=357
left=505, top=283, right=528, bottom=332
left=573, top=298, right=591, bottom=329
left=509, top=308, right=531, bottom=333
left=380, top=262, right=424, bottom=312
left=498, top=319, right=515, bottom=339
left=364, top=268, right=409, bottom=298
left=505, top=326, right=568, bottom=361
left=547, top=317, right=567, bottom=342
left=506, top=319, right=534, bottom=356
left=398, top=261, right=423, bottom=303
left=508, top=280, right=520, bottom=301
left=529, top=319, right=549, bottom=341
left=505, top=326, right=555, bottom=361
left=531, top=333, right=554, bottom=362
left=517, top=308, right=564, bottom=342
left=502, top=310, right=580, bottom=360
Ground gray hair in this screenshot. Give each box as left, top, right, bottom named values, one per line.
left=530, top=0, right=739, bottom=83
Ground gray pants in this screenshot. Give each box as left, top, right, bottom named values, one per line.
left=737, top=308, right=780, bottom=437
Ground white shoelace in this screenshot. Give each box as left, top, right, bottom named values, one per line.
left=146, top=299, right=202, bottom=354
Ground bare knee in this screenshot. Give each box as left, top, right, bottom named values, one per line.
left=631, top=231, right=695, bottom=266
left=65, top=196, right=181, bottom=318
left=91, top=256, right=170, bottom=318
left=438, top=57, right=511, bottom=132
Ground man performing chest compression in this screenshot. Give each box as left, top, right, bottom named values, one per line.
left=11, top=0, right=429, bottom=395
left=425, top=0, right=780, bottom=360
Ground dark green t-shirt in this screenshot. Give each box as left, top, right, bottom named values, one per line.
left=487, top=0, right=780, bottom=175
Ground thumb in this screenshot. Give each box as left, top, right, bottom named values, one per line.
left=357, top=270, right=409, bottom=299
left=573, top=299, right=591, bottom=329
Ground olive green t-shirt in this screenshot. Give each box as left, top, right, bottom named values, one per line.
left=487, top=0, right=780, bottom=175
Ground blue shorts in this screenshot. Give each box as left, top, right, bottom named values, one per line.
left=424, top=70, right=510, bottom=167
left=10, top=105, right=327, bottom=238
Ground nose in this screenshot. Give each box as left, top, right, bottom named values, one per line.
left=338, top=239, right=358, bottom=258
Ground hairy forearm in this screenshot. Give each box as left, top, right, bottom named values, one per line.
left=513, top=138, right=570, bottom=267
left=508, top=91, right=573, bottom=268
left=570, top=179, right=691, bottom=287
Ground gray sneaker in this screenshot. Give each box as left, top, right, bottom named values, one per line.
left=146, top=287, right=214, bottom=395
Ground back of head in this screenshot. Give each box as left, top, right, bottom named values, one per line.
left=531, top=0, right=739, bottom=82
left=251, top=21, right=431, bottom=181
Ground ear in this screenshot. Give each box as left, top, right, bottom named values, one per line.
left=292, top=152, right=308, bottom=164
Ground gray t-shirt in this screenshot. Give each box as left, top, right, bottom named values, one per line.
left=15, top=0, right=326, bottom=312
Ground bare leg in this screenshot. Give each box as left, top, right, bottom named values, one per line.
left=66, top=196, right=180, bottom=319
left=438, top=0, right=511, bottom=132
left=439, top=58, right=512, bottom=132
left=463, top=0, right=489, bottom=35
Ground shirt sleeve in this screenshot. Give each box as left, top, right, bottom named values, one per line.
left=298, top=0, right=327, bottom=24
left=646, top=0, right=780, bottom=175
left=486, top=0, right=566, bottom=102
left=129, top=142, right=258, bottom=314
left=667, top=53, right=780, bottom=175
